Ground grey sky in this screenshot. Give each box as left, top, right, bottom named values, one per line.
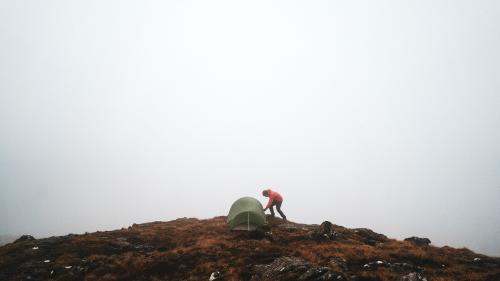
left=1, top=1, right=499, bottom=256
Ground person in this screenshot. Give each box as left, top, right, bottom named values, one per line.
left=262, top=189, right=287, bottom=221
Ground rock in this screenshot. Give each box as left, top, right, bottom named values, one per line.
left=404, top=237, right=431, bottom=246
left=298, top=266, right=330, bottom=280
left=13, top=235, right=35, bottom=243
left=253, top=256, right=310, bottom=278
left=473, top=257, right=481, bottom=262
left=133, top=244, right=155, bottom=251
left=311, top=221, right=340, bottom=240
left=395, top=272, right=428, bottom=281
left=363, top=260, right=387, bottom=270
left=388, top=262, right=423, bottom=273
left=362, top=260, right=425, bottom=274
left=352, top=228, right=388, bottom=245
left=329, top=256, right=349, bottom=271
left=112, top=237, right=132, bottom=248
left=209, top=271, right=224, bottom=280
left=251, top=256, right=345, bottom=281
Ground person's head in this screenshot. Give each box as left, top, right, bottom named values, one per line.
left=262, top=190, right=269, bottom=197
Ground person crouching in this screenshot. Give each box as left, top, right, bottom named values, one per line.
left=262, top=189, right=287, bottom=221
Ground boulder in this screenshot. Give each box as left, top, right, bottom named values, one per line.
left=404, top=237, right=431, bottom=246
left=311, top=221, right=340, bottom=240
left=352, top=228, right=388, bottom=245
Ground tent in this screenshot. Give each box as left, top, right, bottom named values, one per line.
left=227, top=197, right=267, bottom=230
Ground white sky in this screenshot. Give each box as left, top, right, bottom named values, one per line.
left=1, top=1, right=499, bottom=256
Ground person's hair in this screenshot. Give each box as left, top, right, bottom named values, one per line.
left=262, top=190, right=269, bottom=196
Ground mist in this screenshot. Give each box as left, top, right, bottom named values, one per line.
left=1, top=1, right=499, bottom=256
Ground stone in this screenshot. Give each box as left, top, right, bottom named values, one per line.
left=395, top=272, right=428, bottom=281
left=251, top=256, right=345, bottom=281
left=352, top=228, right=388, bottom=245
left=404, top=237, right=431, bottom=246
left=311, top=221, right=340, bottom=240
left=209, top=271, right=224, bottom=280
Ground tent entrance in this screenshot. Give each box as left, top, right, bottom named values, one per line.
left=231, top=212, right=259, bottom=231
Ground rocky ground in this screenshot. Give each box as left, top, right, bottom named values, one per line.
left=1, top=216, right=499, bottom=281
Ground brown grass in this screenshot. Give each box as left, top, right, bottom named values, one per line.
left=0, top=216, right=499, bottom=281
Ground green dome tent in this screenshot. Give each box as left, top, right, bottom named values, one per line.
left=227, top=197, right=267, bottom=230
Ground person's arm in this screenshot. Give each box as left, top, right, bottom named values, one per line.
left=264, top=197, right=273, bottom=210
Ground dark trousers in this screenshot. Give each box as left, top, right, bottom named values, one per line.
left=270, top=201, right=286, bottom=219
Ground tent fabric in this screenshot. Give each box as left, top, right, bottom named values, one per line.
left=227, top=197, right=267, bottom=230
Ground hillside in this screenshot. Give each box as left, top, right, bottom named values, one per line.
left=0, top=216, right=499, bottom=281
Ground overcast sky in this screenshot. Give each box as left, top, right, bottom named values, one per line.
left=1, top=1, right=499, bottom=256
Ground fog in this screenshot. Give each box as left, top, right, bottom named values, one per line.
left=1, top=1, right=499, bottom=256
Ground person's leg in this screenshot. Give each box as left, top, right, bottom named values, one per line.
left=276, top=201, right=287, bottom=220
left=269, top=205, right=275, bottom=217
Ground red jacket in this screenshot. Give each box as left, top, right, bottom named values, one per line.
left=265, top=189, right=283, bottom=208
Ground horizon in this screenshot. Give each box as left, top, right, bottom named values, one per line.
left=1, top=1, right=499, bottom=257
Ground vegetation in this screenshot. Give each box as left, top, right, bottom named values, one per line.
left=0, top=216, right=499, bottom=280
